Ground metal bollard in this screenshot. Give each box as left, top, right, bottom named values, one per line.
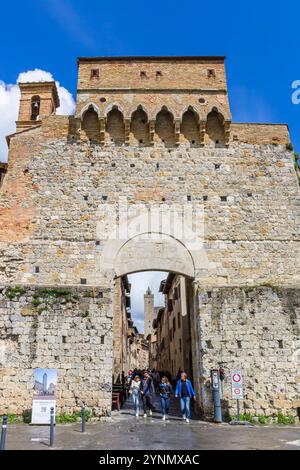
left=82, top=401, right=86, bottom=433
left=0, top=415, right=7, bottom=451
left=49, top=407, right=55, bottom=447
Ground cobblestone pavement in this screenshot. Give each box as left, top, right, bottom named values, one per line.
left=4, top=394, right=300, bottom=450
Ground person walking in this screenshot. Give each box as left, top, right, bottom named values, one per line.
left=129, top=375, right=142, bottom=417
left=159, top=376, right=172, bottom=421
left=175, top=372, right=196, bottom=423
left=140, top=371, right=155, bottom=417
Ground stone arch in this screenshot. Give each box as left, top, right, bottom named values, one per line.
left=106, top=106, right=125, bottom=145
left=155, top=107, right=175, bottom=147
left=130, top=106, right=149, bottom=145
left=181, top=106, right=200, bottom=145
left=114, top=233, right=195, bottom=278
left=81, top=103, right=100, bottom=119
left=104, top=103, right=124, bottom=117
left=81, top=105, right=100, bottom=143
left=206, top=107, right=225, bottom=145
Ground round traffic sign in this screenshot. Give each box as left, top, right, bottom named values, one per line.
left=232, top=373, right=241, bottom=383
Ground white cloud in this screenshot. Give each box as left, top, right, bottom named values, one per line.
left=128, top=271, right=167, bottom=334
left=0, top=69, right=75, bottom=162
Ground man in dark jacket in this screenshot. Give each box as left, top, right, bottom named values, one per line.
left=140, top=371, right=155, bottom=417
left=175, top=372, right=196, bottom=423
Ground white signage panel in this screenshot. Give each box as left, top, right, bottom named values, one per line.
left=31, top=368, right=57, bottom=424
left=230, top=370, right=243, bottom=400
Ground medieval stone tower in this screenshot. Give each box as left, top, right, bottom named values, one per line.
left=0, top=56, right=299, bottom=419
left=144, top=287, right=154, bottom=338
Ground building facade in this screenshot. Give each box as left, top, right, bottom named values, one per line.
left=113, top=276, right=148, bottom=381
left=0, top=56, right=299, bottom=419
left=155, top=274, right=192, bottom=377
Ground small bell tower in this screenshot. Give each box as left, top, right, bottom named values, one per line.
left=16, top=81, right=60, bottom=132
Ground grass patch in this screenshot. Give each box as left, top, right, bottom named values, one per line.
left=56, top=410, right=91, bottom=424
left=5, top=285, right=27, bottom=300
left=258, top=415, right=270, bottom=425
left=32, top=288, right=80, bottom=312
left=276, top=412, right=295, bottom=425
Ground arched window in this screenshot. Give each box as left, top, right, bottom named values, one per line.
left=181, top=108, right=200, bottom=145
left=131, top=107, right=149, bottom=145
left=31, top=96, right=40, bottom=121
left=106, top=107, right=125, bottom=145
left=155, top=108, right=174, bottom=147
left=82, top=106, right=100, bottom=143
left=206, top=108, right=225, bottom=145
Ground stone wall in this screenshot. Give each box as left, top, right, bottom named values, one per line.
left=196, top=286, right=300, bottom=418
left=0, top=285, right=113, bottom=416
left=0, top=123, right=298, bottom=288
left=0, top=56, right=299, bottom=419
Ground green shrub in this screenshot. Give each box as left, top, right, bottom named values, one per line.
left=229, top=412, right=256, bottom=424
left=258, top=415, right=270, bottom=425
left=286, top=143, right=294, bottom=151
left=56, top=410, right=91, bottom=424
left=6, top=413, right=23, bottom=424
left=276, top=412, right=295, bottom=425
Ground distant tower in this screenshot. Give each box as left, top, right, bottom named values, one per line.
left=43, top=372, right=48, bottom=394
left=16, top=81, right=60, bottom=132
left=144, top=287, right=155, bottom=337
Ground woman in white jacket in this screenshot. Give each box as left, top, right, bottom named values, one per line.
left=129, top=375, right=142, bottom=417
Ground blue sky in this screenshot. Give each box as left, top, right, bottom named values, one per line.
left=0, top=0, right=299, bottom=150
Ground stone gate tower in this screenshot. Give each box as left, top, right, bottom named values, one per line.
left=0, top=56, right=299, bottom=420
left=144, top=287, right=154, bottom=338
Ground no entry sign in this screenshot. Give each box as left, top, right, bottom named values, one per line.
left=230, top=370, right=243, bottom=400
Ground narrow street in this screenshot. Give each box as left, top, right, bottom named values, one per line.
left=4, top=394, right=300, bottom=450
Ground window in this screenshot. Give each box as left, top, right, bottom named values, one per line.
left=179, top=338, right=182, bottom=353
left=91, top=68, right=99, bottom=79
left=177, top=311, right=181, bottom=329
left=174, top=287, right=178, bottom=301
left=173, top=318, right=176, bottom=333
left=168, top=299, right=173, bottom=312
left=207, top=69, right=216, bottom=78
left=140, top=71, right=147, bottom=78
left=31, top=96, right=40, bottom=121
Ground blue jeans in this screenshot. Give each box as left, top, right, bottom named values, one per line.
left=132, top=392, right=140, bottom=412
left=180, top=397, right=191, bottom=419
left=160, top=396, right=170, bottom=415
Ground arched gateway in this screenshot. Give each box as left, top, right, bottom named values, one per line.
left=0, top=56, right=298, bottom=422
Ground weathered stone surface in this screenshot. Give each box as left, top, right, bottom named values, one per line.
left=0, top=286, right=113, bottom=416
left=0, top=56, right=299, bottom=418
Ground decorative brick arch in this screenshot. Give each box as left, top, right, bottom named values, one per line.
left=104, top=103, right=125, bottom=117
left=180, top=105, right=201, bottom=123
left=151, top=104, right=178, bottom=121
left=129, top=104, right=149, bottom=120
left=80, top=103, right=100, bottom=119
